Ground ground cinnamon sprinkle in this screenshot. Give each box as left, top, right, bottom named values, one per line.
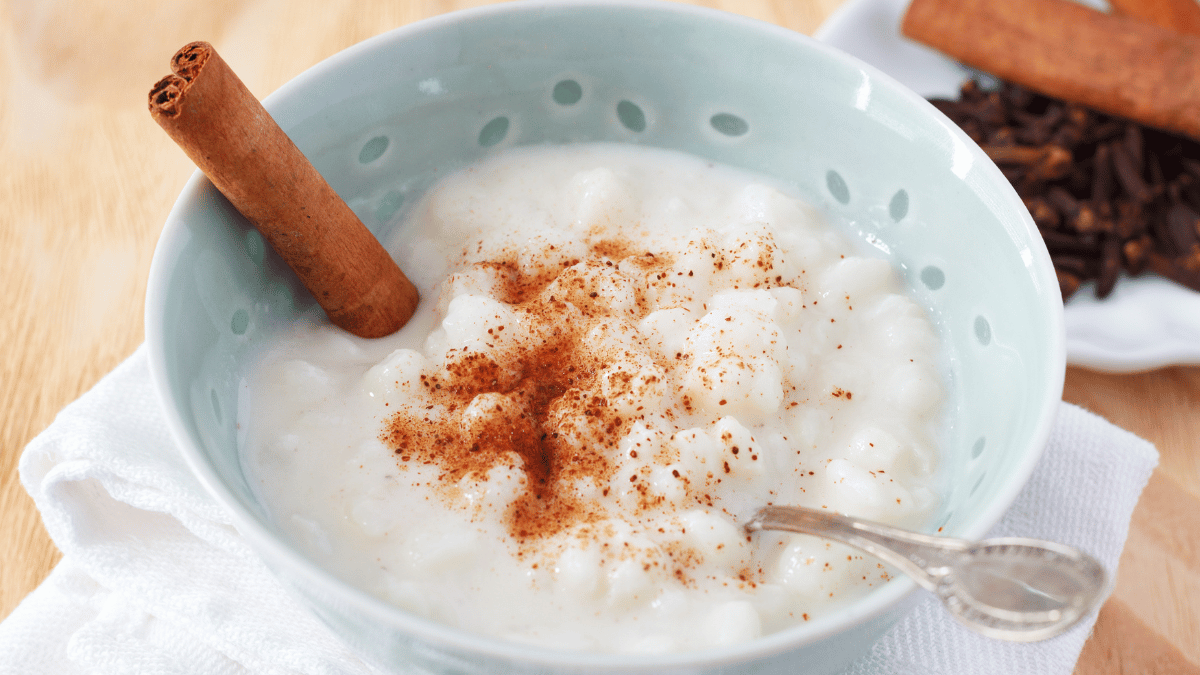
left=380, top=240, right=652, bottom=545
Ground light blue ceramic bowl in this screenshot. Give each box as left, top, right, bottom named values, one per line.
left=145, top=1, right=1065, bottom=673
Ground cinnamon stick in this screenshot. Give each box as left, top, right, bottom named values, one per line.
left=901, top=0, right=1200, bottom=142
left=149, top=42, right=418, bottom=339
left=1108, top=0, right=1200, bottom=36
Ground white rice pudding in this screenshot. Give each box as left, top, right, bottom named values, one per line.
left=241, top=143, right=943, bottom=653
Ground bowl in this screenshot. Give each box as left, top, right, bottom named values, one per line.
left=145, top=1, right=1066, bottom=673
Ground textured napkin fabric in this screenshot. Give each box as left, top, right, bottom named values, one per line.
left=2, top=347, right=384, bottom=675
left=843, top=394, right=1157, bottom=675
left=0, top=346, right=1158, bottom=675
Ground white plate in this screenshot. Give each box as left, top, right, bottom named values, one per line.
left=816, top=0, right=1200, bottom=372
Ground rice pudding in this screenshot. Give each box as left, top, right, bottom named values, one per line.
left=240, top=143, right=943, bottom=653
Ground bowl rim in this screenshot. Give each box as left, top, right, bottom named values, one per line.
left=145, top=0, right=1066, bottom=669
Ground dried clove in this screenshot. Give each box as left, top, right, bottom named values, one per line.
left=1123, top=236, right=1152, bottom=274
left=1057, top=270, right=1082, bottom=299
left=1111, top=141, right=1155, bottom=204
left=1165, top=201, right=1200, bottom=253
left=1051, top=253, right=1091, bottom=277
left=1025, top=196, right=1061, bottom=229
left=1096, top=235, right=1123, bottom=298
left=1041, top=229, right=1100, bottom=255
left=931, top=79, right=1200, bottom=301
left=1114, top=199, right=1148, bottom=239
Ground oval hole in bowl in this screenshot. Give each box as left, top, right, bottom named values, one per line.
left=974, top=316, right=992, bottom=346
left=358, top=135, right=389, bottom=164
left=710, top=113, right=748, bottom=137
left=230, top=309, right=249, bottom=336
left=553, top=79, right=583, bottom=105
left=826, top=170, right=850, bottom=204
left=920, top=266, right=945, bottom=291
left=210, top=389, right=223, bottom=425
left=245, top=230, right=265, bottom=266
left=617, top=100, right=646, bottom=132
left=889, top=189, right=909, bottom=221
left=375, top=190, right=405, bottom=224
left=478, top=116, right=510, bottom=147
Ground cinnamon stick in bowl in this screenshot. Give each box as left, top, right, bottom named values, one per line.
left=901, top=0, right=1200, bottom=142
left=149, top=42, right=418, bottom=339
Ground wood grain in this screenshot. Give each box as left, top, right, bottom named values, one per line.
left=0, top=0, right=1195, bottom=672
left=1064, top=367, right=1200, bottom=672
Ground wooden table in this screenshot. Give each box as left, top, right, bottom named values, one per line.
left=1, top=1, right=1196, bottom=671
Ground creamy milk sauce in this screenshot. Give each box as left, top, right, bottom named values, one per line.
left=239, top=143, right=943, bottom=653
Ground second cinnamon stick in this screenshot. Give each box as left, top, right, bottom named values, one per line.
left=149, top=42, right=418, bottom=339
left=1108, top=0, right=1200, bottom=36
left=902, top=0, right=1200, bottom=142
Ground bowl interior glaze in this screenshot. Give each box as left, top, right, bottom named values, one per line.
left=146, top=2, right=1065, bottom=673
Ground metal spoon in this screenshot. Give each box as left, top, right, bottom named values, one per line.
left=744, top=505, right=1109, bottom=642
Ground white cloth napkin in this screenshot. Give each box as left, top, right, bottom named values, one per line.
left=0, top=346, right=1158, bottom=675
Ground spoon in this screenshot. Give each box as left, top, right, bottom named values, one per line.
left=744, top=505, right=1109, bottom=642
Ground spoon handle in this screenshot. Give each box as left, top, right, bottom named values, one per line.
left=745, top=505, right=966, bottom=591
left=746, top=505, right=1111, bottom=642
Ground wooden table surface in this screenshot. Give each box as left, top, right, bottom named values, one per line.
left=2, top=0, right=1197, bottom=672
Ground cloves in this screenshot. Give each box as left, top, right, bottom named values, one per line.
left=932, top=79, right=1200, bottom=301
